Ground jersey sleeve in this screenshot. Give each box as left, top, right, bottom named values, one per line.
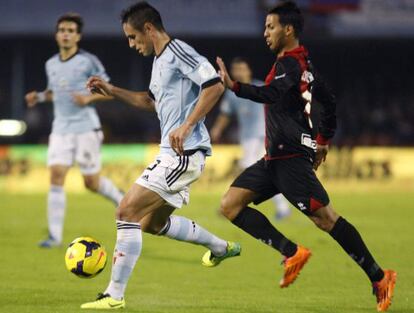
left=312, top=73, right=337, bottom=144
left=88, top=54, right=110, bottom=82
left=232, top=56, right=301, bottom=104
left=170, top=40, right=221, bottom=89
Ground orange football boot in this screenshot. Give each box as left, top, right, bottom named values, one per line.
left=372, top=270, right=397, bottom=312
left=279, top=245, right=312, bottom=288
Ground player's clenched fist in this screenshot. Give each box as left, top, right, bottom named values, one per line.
left=313, top=144, right=329, bottom=171
left=87, top=76, right=113, bottom=96
left=25, top=91, right=39, bottom=108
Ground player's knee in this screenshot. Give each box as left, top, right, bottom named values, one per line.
left=84, top=176, right=99, bottom=192
left=115, top=196, right=138, bottom=221
left=220, top=194, right=243, bottom=221
left=310, top=205, right=339, bottom=232
left=116, top=201, right=130, bottom=221
left=50, top=167, right=66, bottom=186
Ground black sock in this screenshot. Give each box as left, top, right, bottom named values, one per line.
left=329, top=216, right=384, bottom=282
left=232, top=206, right=297, bottom=257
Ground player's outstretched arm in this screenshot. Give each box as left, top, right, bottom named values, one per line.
left=169, top=82, right=224, bottom=155
left=87, top=76, right=154, bottom=111
left=72, top=93, right=113, bottom=107
left=218, top=56, right=300, bottom=105
left=25, top=90, right=53, bottom=108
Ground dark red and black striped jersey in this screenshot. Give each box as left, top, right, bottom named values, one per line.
left=231, top=45, right=336, bottom=161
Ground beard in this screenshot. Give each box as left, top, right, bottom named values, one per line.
left=272, top=33, right=287, bottom=56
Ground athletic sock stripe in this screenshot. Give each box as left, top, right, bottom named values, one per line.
left=116, top=222, right=140, bottom=226
left=169, top=42, right=197, bottom=68
left=117, top=224, right=141, bottom=228
left=166, top=156, right=186, bottom=184
left=166, top=156, right=188, bottom=186
left=117, top=225, right=141, bottom=230
left=167, top=156, right=189, bottom=186
left=158, top=217, right=171, bottom=235
left=166, top=157, right=183, bottom=180
left=171, top=40, right=198, bottom=67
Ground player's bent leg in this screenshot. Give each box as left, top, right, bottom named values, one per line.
left=221, top=187, right=310, bottom=287
left=39, top=165, right=70, bottom=248
left=83, top=173, right=124, bottom=206
left=308, top=203, right=339, bottom=232
left=309, top=203, right=396, bottom=310
left=140, top=206, right=239, bottom=267
left=221, top=187, right=298, bottom=256
left=220, top=187, right=255, bottom=221
left=139, top=205, right=175, bottom=234
left=81, top=184, right=166, bottom=309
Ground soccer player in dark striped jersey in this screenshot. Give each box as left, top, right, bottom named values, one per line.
left=216, top=1, right=396, bottom=311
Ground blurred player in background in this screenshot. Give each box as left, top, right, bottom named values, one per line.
left=210, top=57, right=291, bottom=220
left=82, top=2, right=240, bottom=309
left=25, top=13, right=124, bottom=248
left=217, top=1, right=396, bottom=311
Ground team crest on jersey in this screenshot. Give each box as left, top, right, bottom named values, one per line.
left=301, top=70, right=314, bottom=83
left=197, top=62, right=216, bottom=80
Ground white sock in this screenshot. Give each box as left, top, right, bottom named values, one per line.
left=98, top=176, right=123, bottom=206
left=47, top=185, right=66, bottom=243
left=159, top=215, right=227, bottom=256
left=272, top=194, right=290, bottom=214
left=105, top=220, right=142, bottom=300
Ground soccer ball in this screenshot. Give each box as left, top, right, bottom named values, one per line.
left=65, top=237, right=107, bottom=278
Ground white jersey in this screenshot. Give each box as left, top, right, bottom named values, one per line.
left=149, top=39, right=221, bottom=156
left=45, top=49, right=109, bottom=134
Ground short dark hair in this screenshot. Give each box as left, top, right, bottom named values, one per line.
left=268, top=1, right=304, bottom=37
left=230, top=57, right=251, bottom=67
left=56, top=13, right=83, bottom=33
left=121, top=1, right=164, bottom=32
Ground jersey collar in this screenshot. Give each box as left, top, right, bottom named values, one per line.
left=155, top=39, right=172, bottom=58
left=59, top=48, right=79, bottom=62
left=279, top=45, right=308, bottom=59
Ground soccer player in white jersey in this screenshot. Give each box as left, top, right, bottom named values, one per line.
left=211, top=58, right=291, bottom=220
left=81, top=2, right=241, bottom=309
left=25, top=13, right=124, bottom=248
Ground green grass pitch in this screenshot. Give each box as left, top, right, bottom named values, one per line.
left=0, top=191, right=413, bottom=312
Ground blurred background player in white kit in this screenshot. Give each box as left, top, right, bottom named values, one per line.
left=211, top=58, right=291, bottom=220
left=25, top=13, right=124, bottom=248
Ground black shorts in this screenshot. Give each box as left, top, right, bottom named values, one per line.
left=231, top=156, right=329, bottom=215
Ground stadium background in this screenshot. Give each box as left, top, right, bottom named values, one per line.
left=0, top=1, right=413, bottom=312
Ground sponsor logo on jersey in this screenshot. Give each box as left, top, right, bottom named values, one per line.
left=301, top=133, right=317, bottom=150
left=198, top=62, right=216, bottom=80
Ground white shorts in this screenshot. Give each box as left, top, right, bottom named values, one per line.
left=47, top=130, right=103, bottom=175
left=240, top=138, right=265, bottom=169
left=136, top=151, right=205, bottom=209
